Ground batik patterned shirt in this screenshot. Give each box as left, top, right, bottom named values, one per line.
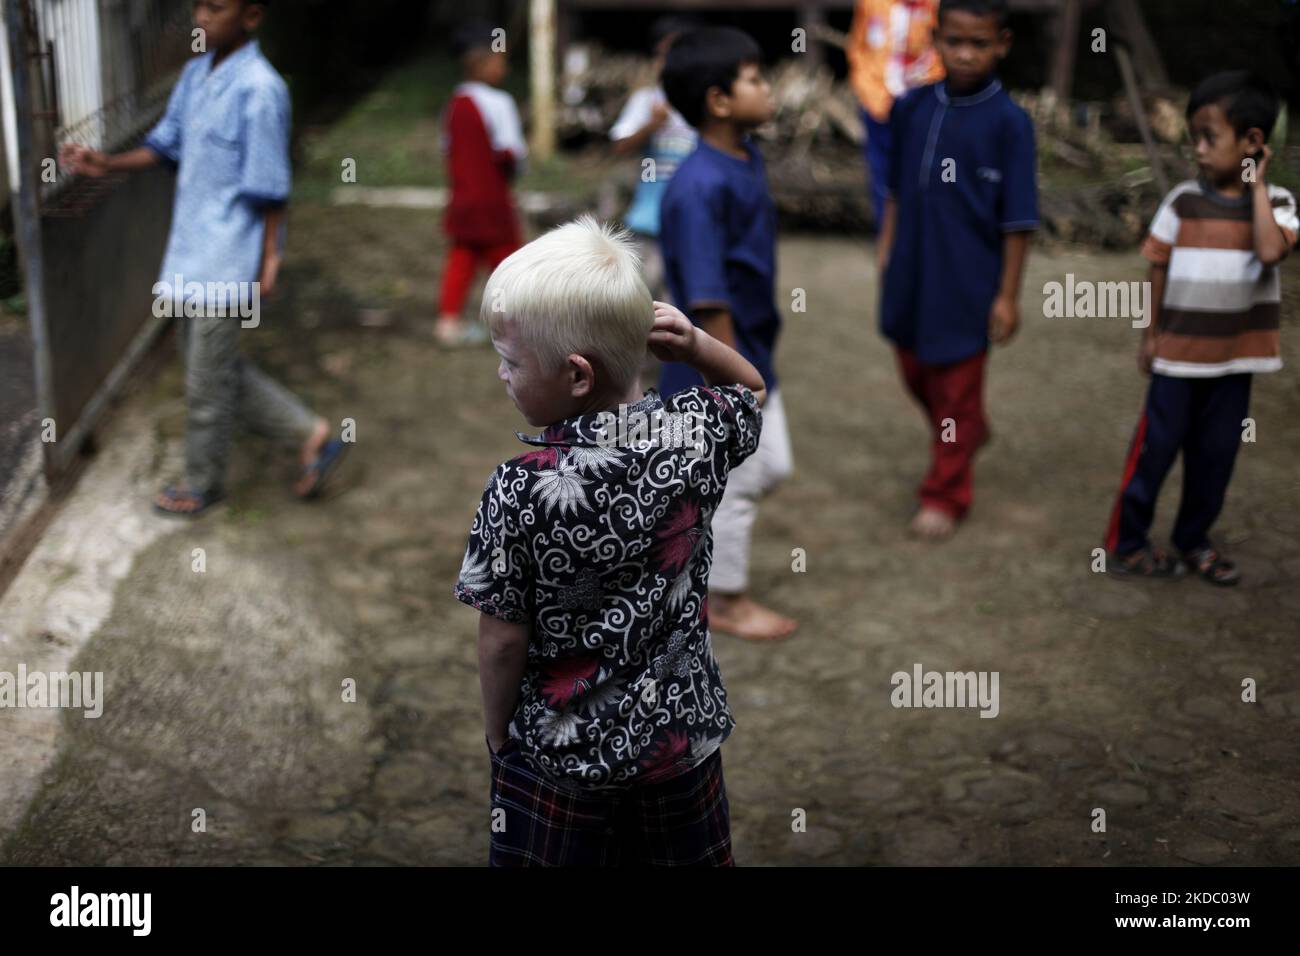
left=455, top=385, right=762, bottom=789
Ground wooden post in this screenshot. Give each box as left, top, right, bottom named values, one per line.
left=799, top=3, right=826, bottom=69
left=530, top=0, right=556, bottom=162
left=1115, top=43, right=1169, bottom=197
left=1105, top=0, right=1169, bottom=91
left=1049, top=0, right=1081, bottom=104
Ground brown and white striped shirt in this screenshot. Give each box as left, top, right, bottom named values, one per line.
left=1141, top=178, right=1298, bottom=377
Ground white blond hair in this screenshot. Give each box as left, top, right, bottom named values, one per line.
left=481, top=215, right=653, bottom=390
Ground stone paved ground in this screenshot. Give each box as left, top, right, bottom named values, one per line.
left=1, top=210, right=1298, bottom=865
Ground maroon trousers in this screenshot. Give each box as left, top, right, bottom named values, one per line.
left=896, top=347, right=989, bottom=519
left=438, top=241, right=518, bottom=318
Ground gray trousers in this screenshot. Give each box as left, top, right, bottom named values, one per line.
left=178, top=316, right=317, bottom=496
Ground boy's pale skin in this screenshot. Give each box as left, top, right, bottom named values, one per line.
left=434, top=46, right=511, bottom=346
left=59, top=0, right=330, bottom=509
left=1117, top=99, right=1289, bottom=577
left=683, top=59, right=797, bottom=641
left=480, top=302, right=766, bottom=753
left=876, top=7, right=1030, bottom=541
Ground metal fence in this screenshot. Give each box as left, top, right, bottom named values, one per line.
left=21, top=0, right=190, bottom=209
left=5, top=0, right=186, bottom=478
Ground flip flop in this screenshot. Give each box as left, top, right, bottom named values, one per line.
left=1180, top=545, right=1241, bottom=587
left=1108, top=546, right=1186, bottom=580
left=154, top=485, right=224, bottom=518
left=298, top=438, right=348, bottom=500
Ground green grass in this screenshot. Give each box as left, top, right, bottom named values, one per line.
left=293, top=49, right=604, bottom=204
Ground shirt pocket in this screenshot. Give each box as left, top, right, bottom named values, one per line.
left=201, top=129, right=243, bottom=187
left=957, top=161, right=1002, bottom=228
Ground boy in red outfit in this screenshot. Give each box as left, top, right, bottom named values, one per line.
left=435, top=21, right=528, bottom=347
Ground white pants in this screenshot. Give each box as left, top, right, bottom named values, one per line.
left=709, top=389, right=793, bottom=593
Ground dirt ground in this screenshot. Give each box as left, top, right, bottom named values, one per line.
left=1, top=205, right=1298, bottom=865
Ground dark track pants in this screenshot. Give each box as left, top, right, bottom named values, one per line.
left=1105, top=373, right=1252, bottom=556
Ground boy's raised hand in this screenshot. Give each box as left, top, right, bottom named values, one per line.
left=648, top=301, right=700, bottom=363
left=1253, top=143, right=1273, bottom=184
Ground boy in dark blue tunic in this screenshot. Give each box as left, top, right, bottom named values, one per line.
left=877, top=0, right=1038, bottom=539
left=657, top=27, right=797, bottom=641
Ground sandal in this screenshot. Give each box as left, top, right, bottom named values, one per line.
left=1180, top=545, right=1241, bottom=587
left=1109, top=546, right=1186, bottom=579
left=297, top=437, right=348, bottom=500
left=154, top=485, right=224, bottom=518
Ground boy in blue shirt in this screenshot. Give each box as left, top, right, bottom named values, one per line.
left=877, top=0, right=1037, bottom=539
left=657, top=27, right=797, bottom=642
left=60, top=0, right=344, bottom=516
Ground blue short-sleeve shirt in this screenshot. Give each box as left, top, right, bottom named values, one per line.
left=880, top=78, right=1039, bottom=365
left=144, top=40, right=292, bottom=309
left=657, top=139, right=782, bottom=395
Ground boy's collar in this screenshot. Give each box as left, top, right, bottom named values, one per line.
left=1197, top=174, right=1252, bottom=207
left=517, top=390, right=663, bottom=448
left=206, top=38, right=259, bottom=82
left=935, top=76, right=1001, bottom=106
left=698, top=135, right=755, bottom=163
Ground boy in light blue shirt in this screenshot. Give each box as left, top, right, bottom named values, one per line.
left=61, top=0, right=344, bottom=516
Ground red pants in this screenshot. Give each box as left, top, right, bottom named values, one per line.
left=438, top=241, right=518, bottom=317
left=896, top=347, right=989, bottom=519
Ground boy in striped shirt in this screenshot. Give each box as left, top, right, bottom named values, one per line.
left=1106, top=71, right=1298, bottom=585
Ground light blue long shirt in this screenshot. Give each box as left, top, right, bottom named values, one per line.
left=144, top=40, right=291, bottom=309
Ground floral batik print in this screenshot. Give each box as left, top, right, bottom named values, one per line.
left=455, top=384, right=761, bottom=789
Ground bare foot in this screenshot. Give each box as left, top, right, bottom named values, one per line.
left=154, top=485, right=222, bottom=517
left=709, top=593, right=798, bottom=641
left=434, top=316, right=464, bottom=346
left=909, top=506, right=957, bottom=540
left=292, top=418, right=330, bottom=497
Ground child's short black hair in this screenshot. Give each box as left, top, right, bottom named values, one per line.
left=938, top=0, right=1010, bottom=29
left=649, top=15, right=699, bottom=51
left=1186, top=70, right=1281, bottom=139
left=661, top=26, right=762, bottom=128
left=451, top=19, right=497, bottom=58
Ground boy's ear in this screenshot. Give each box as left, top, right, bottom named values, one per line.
left=704, top=85, right=731, bottom=121
left=243, top=3, right=265, bottom=31
left=567, top=354, right=596, bottom=398
left=1244, top=127, right=1266, bottom=152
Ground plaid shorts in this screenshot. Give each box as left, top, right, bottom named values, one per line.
left=488, top=741, right=734, bottom=867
